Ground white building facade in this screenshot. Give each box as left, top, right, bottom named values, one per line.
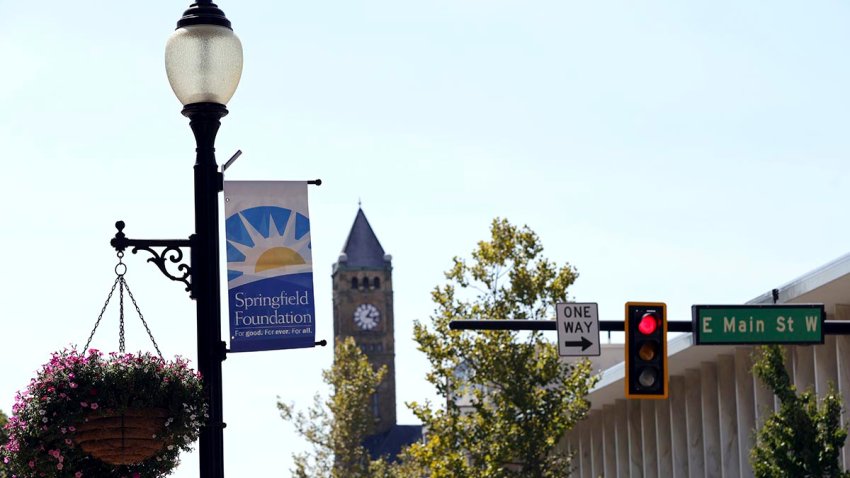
left=561, top=253, right=850, bottom=477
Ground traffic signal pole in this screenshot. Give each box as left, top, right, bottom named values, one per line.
left=448, top=319, right=850, bottom=334
left=450, top=308, right=850, bottom=402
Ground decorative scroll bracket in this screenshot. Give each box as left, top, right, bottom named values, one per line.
left=111, top=221, right=193, bottom=296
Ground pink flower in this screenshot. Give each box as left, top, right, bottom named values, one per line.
left=79, top=402, right=88, bottom=408
left=90, top=403, right=99, bottom=410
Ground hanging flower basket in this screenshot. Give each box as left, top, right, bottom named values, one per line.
left=1, top=349, right=207, bottom=477
left=74, top=407, right=169, bottom=465
left=2, top=250, right=208, bottom=476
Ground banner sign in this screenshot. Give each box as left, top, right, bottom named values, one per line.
left=224, top=181, right=315, bottom=352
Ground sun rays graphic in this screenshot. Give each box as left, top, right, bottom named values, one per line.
left=226, top=206, right=312, bottom=288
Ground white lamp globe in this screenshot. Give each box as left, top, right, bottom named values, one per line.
left=165, top=23, right=243, bottom=106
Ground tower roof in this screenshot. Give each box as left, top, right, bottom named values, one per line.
left=340, top=208, right=387, bottom=269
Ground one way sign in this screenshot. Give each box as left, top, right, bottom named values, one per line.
left=556, top=303, right=600, bottom=357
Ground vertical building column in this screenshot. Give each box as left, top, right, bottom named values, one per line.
left=591, top=413, right=604, bottom=477
left=793, top=345, right=816, bottom=392
left=641, top=400, right=658, bottom=477
left=615, top=400, right=630, bottom=478
left=814, top=335, right=838, bottom=396
left=578, top=415, right=591, bottom=478
left=685, top=369, right=704, bottom=478
left=701, top=362, right=721, bottom=478
left=734, top=348, right=756, bottom=478
left=628, top=399, right=643, bottom=477
left=669, top=375, right=689, bottom=478
left=753, top=346, right=775, bottom=427
left=717, top=355, right=739, bottom=478
left=655, top=399, right=673, bottom=476
left=603, top=405, right=617, bottom=478
left=835, top=336, right=850, bottom=469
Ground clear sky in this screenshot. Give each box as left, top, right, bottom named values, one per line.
left=2, top=0, right=850, bottom=476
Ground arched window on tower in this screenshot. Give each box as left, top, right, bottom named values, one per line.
left=371, top=393, right=380, bottom=419
left=373, top=277, right=380, bottom=289
left=351, top=277, right=358, bottom=289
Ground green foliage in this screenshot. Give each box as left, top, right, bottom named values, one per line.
left=751, top=345, right=850, bottom=478
left=406, top=218, right=598, bottom=478
left=0, top=409, right=9, bottom=478
left=279, top=336, right=398, bottom=478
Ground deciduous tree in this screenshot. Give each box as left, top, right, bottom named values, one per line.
left=751, top=344, right=849, bottom=477
left=279, top=336, right=395, bottom=478
left=406, top=218, right=597, bottom=478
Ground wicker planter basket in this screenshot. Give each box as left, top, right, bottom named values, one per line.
left=73, top=408, right=169, bottom=465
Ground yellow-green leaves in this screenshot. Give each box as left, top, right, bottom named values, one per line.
left=279, top=337, right=392, bottom=478
left=751, top=345, right=850, bottom=478
left=407, top=218, right=596, bottom=478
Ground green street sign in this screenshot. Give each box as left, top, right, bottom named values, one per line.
left=692, top=304, right=825, bottom=345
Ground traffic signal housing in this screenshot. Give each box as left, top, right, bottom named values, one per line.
left=625, top=302, right=668, bottom=399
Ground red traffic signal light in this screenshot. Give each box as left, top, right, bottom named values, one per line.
left=625, top=302, right=668, bottom=399
left=638, top=313, right=658, bottom=335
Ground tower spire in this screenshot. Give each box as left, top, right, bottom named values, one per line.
left=340, top=208, right=387, bottom=269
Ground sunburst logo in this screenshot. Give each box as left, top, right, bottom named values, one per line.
left=226, top=206, right=312, bottom=288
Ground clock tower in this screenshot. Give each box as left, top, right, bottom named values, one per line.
left=332, top=207, right=396, bottom=434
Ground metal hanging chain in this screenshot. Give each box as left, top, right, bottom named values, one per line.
left=83, top=275, right=121, bottom=352
left=83, top=252, right=164, bottom=358
left=119, top=274, right=126, bottom=353
left=122, top=277, right=163, bottom=358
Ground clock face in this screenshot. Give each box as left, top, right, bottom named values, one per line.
left=353, top=303, right=381, bottom=330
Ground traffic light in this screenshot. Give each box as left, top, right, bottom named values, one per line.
left=625, top=302, right=667, bottom=399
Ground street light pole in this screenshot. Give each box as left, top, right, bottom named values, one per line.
left=166, top=3, right=242, bottom=476
left=110, top=2, right=241, bottom=477
left=186, top=101, right=228, bottom=478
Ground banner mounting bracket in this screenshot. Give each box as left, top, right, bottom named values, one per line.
left=221, top=149, right=243, bottom=173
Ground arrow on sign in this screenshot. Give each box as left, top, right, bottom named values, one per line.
left=563, top=336, right=593, bottom=351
